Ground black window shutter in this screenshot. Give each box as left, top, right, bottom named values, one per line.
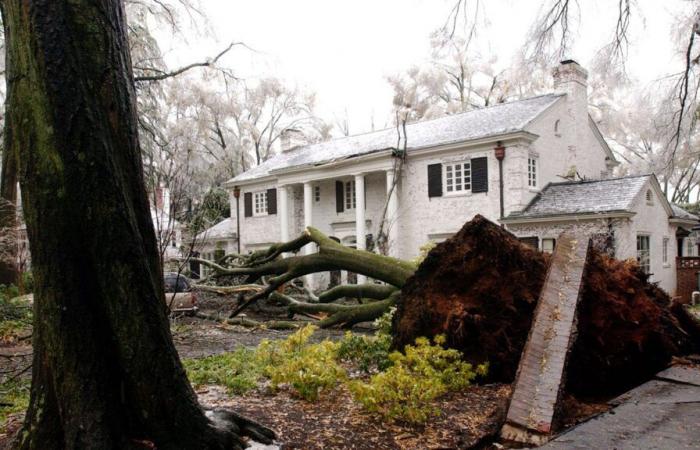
left=471, top=157, right=488, bottom=193
left=267, top=188, right=277, bottom=215
left=335, top=181, right=344, bottom=213
left=243, top=192, right=253, bottom=217
left=427, top=163, right=442, bottom=197
left=518, top=236, right=539, bottom=249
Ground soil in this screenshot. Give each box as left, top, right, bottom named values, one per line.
left=199, top=383, right=512, bottom=450
left=393, top=215, right=699, bottom=396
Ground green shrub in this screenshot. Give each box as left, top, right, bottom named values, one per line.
left=349, top=335, right=488, bottom=424
left=256, top=325, right=346, bottom=401
left=337, top=309, right=395, bottom=373
left=337, top=331, right=392, bottom=373
left=184, top=347, right=263, bottom=395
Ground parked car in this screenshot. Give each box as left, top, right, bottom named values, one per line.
left=163, top=272, right=197, bottom=314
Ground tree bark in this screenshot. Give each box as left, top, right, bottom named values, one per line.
left=1, top=1, right=270, bottom=448
left=0, top=138, right=18, bottom=286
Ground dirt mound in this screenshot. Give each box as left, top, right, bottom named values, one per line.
left=392, top=215, right=697, bottom=395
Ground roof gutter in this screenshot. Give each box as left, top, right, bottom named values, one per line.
left=501, top=211, right=635, bottom=224
left=670, top=217, right=700, bottom=226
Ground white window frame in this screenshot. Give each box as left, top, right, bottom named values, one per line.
left=662, top=237, right=669, bottom=266
left=542, top=238, right=555, bottom=254
left=253, top=191, right=268, bottom=216
left=637, top=234, right=651, bottom=274
left=443, top=161, right=472, bottom=195
left=527, top=156, right=538, bottom=189
left=344, top=180, right=356, bottom=210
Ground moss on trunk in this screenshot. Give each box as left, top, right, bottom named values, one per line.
left=1, top=1, right=270, bottom=448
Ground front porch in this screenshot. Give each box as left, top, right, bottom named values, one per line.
left=276, top=166, right=399, bottom=289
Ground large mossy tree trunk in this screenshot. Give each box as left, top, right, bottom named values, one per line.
left=1, top=1, right=266, bottom=448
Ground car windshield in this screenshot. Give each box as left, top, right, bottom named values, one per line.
left=164, top=273, right=190, bottom=293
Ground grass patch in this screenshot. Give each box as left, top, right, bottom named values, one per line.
left=0, top=285, right=32, bottom=344
left=184, top=347, right=263, bottom=395
left=0, top=378, right=30, bottom=432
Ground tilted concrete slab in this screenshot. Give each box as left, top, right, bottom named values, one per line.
left=501, top=233, right=589, bottom=445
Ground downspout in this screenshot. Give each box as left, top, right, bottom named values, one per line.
left=233, top=186, right=241, bottom=254
left=495, top=142, right=506, bottom=219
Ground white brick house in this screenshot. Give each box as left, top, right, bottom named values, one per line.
left=212, top=60, right=697, bottom=294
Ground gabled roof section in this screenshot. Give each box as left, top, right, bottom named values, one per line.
left=588, top=115, right=619, bottom=165
left=507, top=175, right=652, bottom=220
left=228, top=93, right=563, bottom=184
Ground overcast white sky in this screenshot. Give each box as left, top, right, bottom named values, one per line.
left=156, top=0, right=685, bottom=135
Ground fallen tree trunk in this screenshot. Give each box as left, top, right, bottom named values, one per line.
left=194, top=227, right=413, bottom=321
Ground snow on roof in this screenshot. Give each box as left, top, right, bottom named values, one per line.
left=197, top=217, right=236, bottom=241
left=229, top=94, right=563, bottom=183
left=509, top=175, right=652, bottom=219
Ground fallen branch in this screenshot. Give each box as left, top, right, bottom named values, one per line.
left=195, top=311, right=300, bottom=330
left=270, top=291, right=400, bottom=328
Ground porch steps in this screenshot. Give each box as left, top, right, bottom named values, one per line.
left=500, top=233, right=590, bottom=446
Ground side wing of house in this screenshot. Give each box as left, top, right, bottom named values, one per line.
left=617, top=179, right=677, bottom=293
left=231, top=179, right=283, bottom=253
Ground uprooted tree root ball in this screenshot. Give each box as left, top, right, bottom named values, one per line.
left=392, top=215, right=699, bottom=396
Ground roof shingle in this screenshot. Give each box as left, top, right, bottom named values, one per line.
left=229, top=94, right=563, bottom=183
left=508, top=175, right=651, bottom=219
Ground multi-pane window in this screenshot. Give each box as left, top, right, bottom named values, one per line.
left=637, top=235, right=651, bottom=274
left=542, top=238, right=556, bottom=254
left=687, top=238, right=696, bottom=257
left=253, top=191, right=268, bottom=216
left=314, top=185, right=321, bottom=202
left=662, top=237, right=669, bottom=264
left=528, top=156, right=538, bottom=188
left=345, top=181, right=356, bottom=210
left=444, top=162, right=471, bottom=193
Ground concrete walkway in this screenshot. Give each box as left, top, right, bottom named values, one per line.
left=542, top=365, right=700, bottom=449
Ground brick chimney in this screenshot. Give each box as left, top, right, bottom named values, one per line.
left=553, top=60, right=589, bottom=169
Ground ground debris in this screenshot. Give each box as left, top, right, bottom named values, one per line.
left=199, top=383, right=511, bottom=449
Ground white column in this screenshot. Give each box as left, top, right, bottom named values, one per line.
left=386, top=169, right=399, bottom=257
left=279, top=185, right=289, bottom=244
left=355, top=174, right=367, bottom=284
left=303, top=182, right=314, bottom=288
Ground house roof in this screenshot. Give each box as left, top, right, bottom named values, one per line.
left=197, top=217, right=236, bottom=241
left=671, top=204, right=699, bottom=221
left=228, top=93, right=564, bottom=184
left=506, top=174, right=698, bottom=222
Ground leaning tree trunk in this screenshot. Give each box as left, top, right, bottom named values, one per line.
left=1, top=1, right=270, bottom=448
